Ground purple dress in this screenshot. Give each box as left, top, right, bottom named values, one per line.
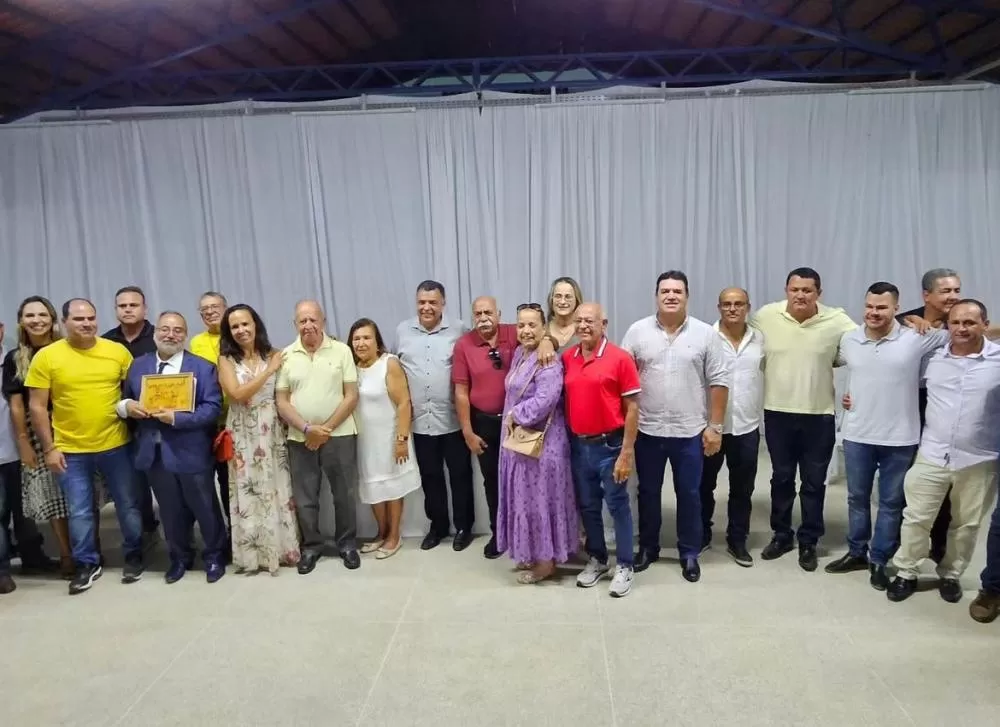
left=497, top=347, right=579, bottom=564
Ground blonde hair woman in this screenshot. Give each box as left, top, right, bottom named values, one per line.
left=546, top=277, right=584, bottom=350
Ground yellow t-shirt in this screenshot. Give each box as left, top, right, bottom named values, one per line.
left=24, top=338, right=132, bottom=454
left=751, top=301, right=856, bottom=415
left=189, top=331, right=221, bottom=364
left=276, top=335, right=358, bottom=442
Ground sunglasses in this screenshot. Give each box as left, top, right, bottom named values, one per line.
left=517, top=303, right=543, bottom=312
left=487, top=347, right=503, bottom=370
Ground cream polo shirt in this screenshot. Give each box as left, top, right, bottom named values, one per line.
left=276, top=335, right=358, bottom=441
left=751, top=301, right=856, bottom=415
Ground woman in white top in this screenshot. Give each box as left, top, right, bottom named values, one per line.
left=349, top=318, right=420, bottom=559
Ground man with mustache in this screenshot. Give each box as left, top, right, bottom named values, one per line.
left=117, top=312, right=226, bottom=584
left=829, top=282, right=948, bottom=590
left=751, top=268, right=856, bottom=572
left=25, top=298, right=143, bottom=595
left=888, top=299, right=1000, bottom=604
left=452, top=296, right=557, bottom=559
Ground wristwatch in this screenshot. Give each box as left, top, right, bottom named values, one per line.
left=396, top=434, right=409, bottom=443
left=708, top=423, right=724, bottom=434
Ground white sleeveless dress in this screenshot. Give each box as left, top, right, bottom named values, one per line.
left=356, top=354, right=421, bottom=504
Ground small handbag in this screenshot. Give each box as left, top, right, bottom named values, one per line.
left=213, top=429, right=234, bottom=463
left=502, top=365, right=556, bottom=459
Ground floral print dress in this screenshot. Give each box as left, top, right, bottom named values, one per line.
left=226, top=357, right=300, bottom=573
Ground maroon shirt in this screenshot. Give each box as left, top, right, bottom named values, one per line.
left=451, top=323, right=519, bottom=415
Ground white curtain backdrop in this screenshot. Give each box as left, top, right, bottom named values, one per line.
left=2, top=84, right=999, bottom=537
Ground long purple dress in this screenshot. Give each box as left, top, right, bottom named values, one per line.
left=497, top=346, right=579, bottom=564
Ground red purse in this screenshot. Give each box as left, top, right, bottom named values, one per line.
left=213, top=429, right=234, bottom=463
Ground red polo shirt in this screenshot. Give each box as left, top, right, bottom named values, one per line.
left=562, top=337, right=641, bottom=436
left=451, top=323, right=519, bottom=415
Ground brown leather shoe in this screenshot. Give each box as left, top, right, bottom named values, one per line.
left=969, top=591, right=1000, bottom=623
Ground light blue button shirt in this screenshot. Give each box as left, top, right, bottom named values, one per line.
left=394, top=317, right=465, bottom=436
left=921, top=338, right=1000, bottom=470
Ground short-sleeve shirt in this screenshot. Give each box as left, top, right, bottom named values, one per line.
left=24, top=338, right=133, bottom=454
left=395, top=317, right=465, bottom=436
left=276, top=335, right=358, bottom=441
left=896, top=306, right=946, bottom=421
left=751, top=301, right=856, bottom=415
left=839, top=324, right=948, bottom=446
left=562, top=338, right=641, bottom=437
left=451, top=323, right=519, bottom=416
left=102, top=321, right=157, bottom=358
left=190, top=331, right=221, bottom=365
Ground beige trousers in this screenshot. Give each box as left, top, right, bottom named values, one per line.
left=892, top=454, right=998, bottom=581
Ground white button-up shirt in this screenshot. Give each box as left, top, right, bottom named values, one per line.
left=713, top=323, right=764, bottom=436
left=920, top=339, right=1000, bottom=470
left=621, top=315, right=731, bottom=439
left=394, top=317, right=465, bottom=436
left=839, top=324, right=948, bottom=447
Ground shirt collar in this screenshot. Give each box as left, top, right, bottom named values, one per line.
left=290, top=334, right=333, bottom=354
left=573, top=337, right=608, bottom=358
left=944, top=338, right=1000, bottom=360
left=410, top=317, right=450, bottom=335
left=156, top=350, right=184, bottom=368
left=852, top=321, right=903, bottom=344
left=712, top=321, right=756, bottom=344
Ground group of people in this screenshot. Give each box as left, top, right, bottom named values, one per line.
left=1, top=267, right=999, bottom=625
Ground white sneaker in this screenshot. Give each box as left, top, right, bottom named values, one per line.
left=608, top=564, right=633, bottom=598
left=576, top=557, right=610, bottom=588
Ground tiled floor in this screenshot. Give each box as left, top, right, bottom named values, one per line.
left=2, top=459, right=998, bottom=727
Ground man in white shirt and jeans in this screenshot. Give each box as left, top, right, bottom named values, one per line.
left=888, top=299, right=1000, bottom=604
left=700, top=288, right=764, bottom=568
left=622, top=271, right=730, bottom=583
left=829, top=282, right=948, bottom=591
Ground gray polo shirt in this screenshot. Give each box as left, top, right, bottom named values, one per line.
left=394, top=317, right=465, bottom=436
left=839, top=324, right=948, bottom=447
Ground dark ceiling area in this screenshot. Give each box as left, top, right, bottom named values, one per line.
left=0, top=0, right=998, bottom=122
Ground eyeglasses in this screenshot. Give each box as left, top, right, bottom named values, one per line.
left=517, top=303, right=543, bottom=312
left=487, top=347, right=503, bottom=370
left=720, top=302, right=747, bottom=310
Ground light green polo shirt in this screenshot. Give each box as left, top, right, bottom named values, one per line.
left=751, top=301, right=856, bottom=415
left=276, top=335, right=358, bottom=441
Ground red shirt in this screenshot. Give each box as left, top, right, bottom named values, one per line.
left=451, top=323, right=519, bottom=415
left=562, top=338, right=641, bottom=436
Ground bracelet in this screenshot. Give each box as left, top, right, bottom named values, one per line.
left=303, top=424, right=311, bottom=434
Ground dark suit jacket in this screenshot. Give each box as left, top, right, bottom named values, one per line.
left=122, top=351, right=222, bottom=475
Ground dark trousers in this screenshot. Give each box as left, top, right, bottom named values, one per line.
left=472, top=410, right=502, bottom=538
left=763, top=410, right=836, bottom=547
left=215, top=459, right=230, bottom=525
left=413, top=431, right=475, bottom=536
left=701, top=429, right=760, bottom=549
left=635, top=432, right=704, bottom=560
left=288, top=436, right=358, bottom=553
left=0, top=460, right=46, bottom=567
left=919, top=399, right=951, bottom=556
left=148, top=455, right=227, bottom=567
left=981, top=497, right=1000, bottom=596
left=571, top=433, right=633, bottom=566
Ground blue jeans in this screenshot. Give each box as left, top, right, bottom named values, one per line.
left=0, top=465, right=11, bottom=576
left=981, top=496, right=1000, bottom=596
left=59, top=445, right=143, bottom=566
left=571, top=434, right=633, bottom=567
left=843, top=440, right=916, bottom=566
left=635, top=432, right=704, bottom=560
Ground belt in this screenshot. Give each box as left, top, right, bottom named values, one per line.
left=473, top=410, right=503, bottom=421
left=574, top=427, right=624, bottom=443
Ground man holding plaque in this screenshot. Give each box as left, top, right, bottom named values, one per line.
left=276, top=300, right=361, bottom=573
left=117, top=311, right=226, bottom=584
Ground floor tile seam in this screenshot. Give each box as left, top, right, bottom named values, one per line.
left=842, top=629, right=918, bottom=726
left=597, top=587, right=618, bottom=727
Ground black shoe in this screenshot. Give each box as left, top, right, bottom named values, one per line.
left=869, top=564, right=889, bottom=591
left=452, top=530, right=473, bottom=552
left=824, top=552, right=868, bottom=574
left=341, top=549, right=361, bottom=570
left=19, top=555, right=59, bottom=575
left=122, top=559, right=144, bottom=584
left=0, top=574, right=16, bottom=594
left=887, top=576, right=917, bottom=602
left=297, top=551, right=321, bottom=575
left=681, top=558, right=701, bottom=583
left=939, top=578, right=963, bottom=603
left=206, top=562, right=226, bottom=584
left=798, top=546, right=818, bottom=572
left=726, top=542, right=754, bottom=568
left=420, top=532, right=444, bottom=551
left=633, top=548, right=659, bottom=573
left=761, top=538, right=794, bottom=561
left=483, top=537, right=502, bottom=559
left=164, top=561, right=187, bottom=585
left=69, top=563, right=103, bottom=595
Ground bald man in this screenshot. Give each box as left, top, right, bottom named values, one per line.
left=452, top=295, right=557, bottom=557
left=276, top=300, right=361, bottom=572
left=699, top=287, right=764, bottom=568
